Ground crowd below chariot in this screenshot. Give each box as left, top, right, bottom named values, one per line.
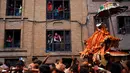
left=0, top=53, right=130, bottom=73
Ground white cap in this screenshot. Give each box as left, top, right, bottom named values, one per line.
left=106, top=52, right=110, bottom=54
left=96, top=23, right=102, bottom=27
left=2, top=69, right=7, bottom=72
left=19, top=57, right=24, bottom=62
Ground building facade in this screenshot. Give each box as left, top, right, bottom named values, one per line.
left=87, top=0, right=130, bottom=51
left=0, top=0, right=88, bottom=64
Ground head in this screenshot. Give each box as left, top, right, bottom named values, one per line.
left=55, top=59, right=62, bottom=64
left=16, top=60, right=25, bottom=71
left=104, top=52, right=111, bottom=61
left=48, top=1, right=51, bottom=4
left=59, top=5, right=62, bottom=7
left=80, top=61, right=88, bottom=68
left=54, top=33, right=58, bottom=36
left=111, top=62, right=122, bottom=73
left=49, top=63, right=56, bottom=70
left=8, top=35, right=11, bottom=38
left=73, top=58, right=79, bottom=65
left=96, top=22, right=106, bottom=30
left=39, top=64, right=51, bottom=73
left=51, top=68, right=59, bottom=73
left=55, top=59, right=60, bottom=64
left=80, top=67, right=89, bottom=73
left=32, top=56, right=38, bottom=62
left=34, top=60, right=42, bottom=65
left=17, top=60, right=25, bottom=66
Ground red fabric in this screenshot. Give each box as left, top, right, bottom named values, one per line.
left=58, top=7, right=63, bottom=12
left=7, top=37, right=12, bottom=42
left=54, top=35, right=60, bottom=41
left=47, top=2, right=52, bottom=11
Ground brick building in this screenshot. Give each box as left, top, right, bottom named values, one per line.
left=87, top=0, right=130, bottom=51
left=0, top=0, right=88, bottom=64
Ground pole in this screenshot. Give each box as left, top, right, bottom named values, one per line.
left=108, top=9, right=115, bottom=36
left=109, top=16, right=115, bottom=36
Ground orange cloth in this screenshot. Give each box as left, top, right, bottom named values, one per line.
left=80, top=24, right=120, bottom=60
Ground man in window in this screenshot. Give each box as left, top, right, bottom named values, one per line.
left=47, top=34, right=53, bottom=51
left=8, top=4, right=14, bottom=15
left=54, top=33, right=61, bottom=43
left=58, top=5, right=63, bottom=19
left=54, top=33, right=61, bottom=51
left=6, top=35, right=13, bottom=47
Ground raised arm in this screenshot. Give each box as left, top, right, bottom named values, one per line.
left=42, top=54, right=50, bottom=64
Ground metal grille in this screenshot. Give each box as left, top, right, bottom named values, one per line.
left=46, top=30, right=71, bottom=52
left=46, top=0, right=70, bottom=20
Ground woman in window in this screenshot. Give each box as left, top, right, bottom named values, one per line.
left=6, top=35, right=13, bottom=47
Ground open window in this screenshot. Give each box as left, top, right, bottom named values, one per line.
left=46, top=0, right=70, bottom=20
left=6, top=0, right=22, bottom=16
left=4, top=30, right=21, bottom=48
left=117, top=16, right=130, bottom=34
left=46, top=30, right=71, bottom=52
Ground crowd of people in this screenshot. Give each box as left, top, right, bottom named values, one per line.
left=0, top=53, right=130, bottom=73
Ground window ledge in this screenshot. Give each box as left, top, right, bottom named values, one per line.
left=5, top=16, right=22, bottom=19
left=0, top=17, right=28, bottom=20
left=46, top=19, right=70, bottom=22
left=45, top=51, right=76, bottom=56
left=0, top=49, right=27, bottom=52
